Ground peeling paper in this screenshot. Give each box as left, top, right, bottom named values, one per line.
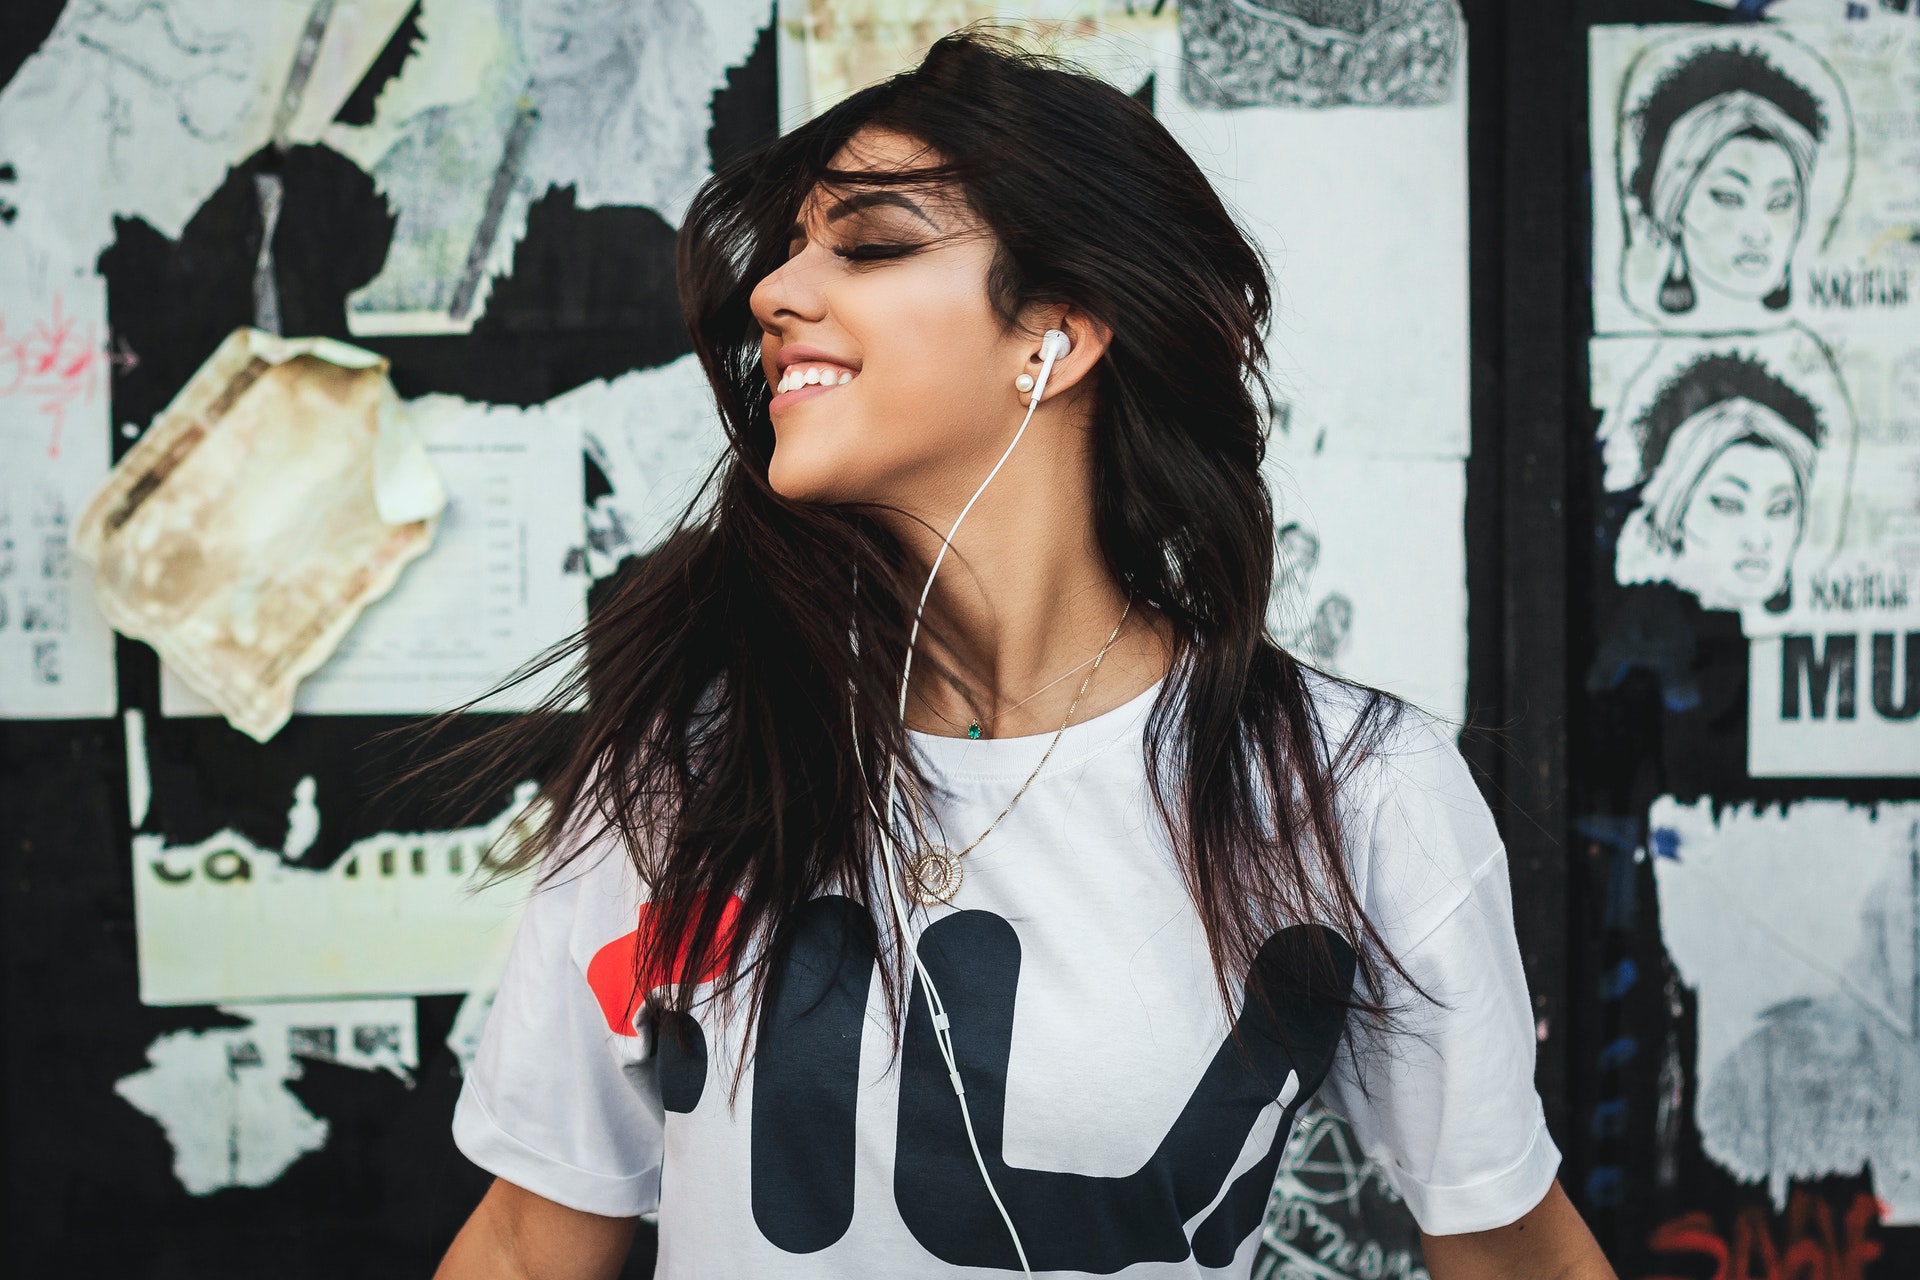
left=114, top=997, right=417, bottom=1196
left=133, top=776, right=533, bottom=1006
left=162, top=380, right=586, bottom=716
left=1652, top=795, right=1920, bottom=1219
left=74, top=328, right=446, bottom=742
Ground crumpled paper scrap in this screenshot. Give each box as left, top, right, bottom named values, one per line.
left=75, top=328, right=446, bottom=741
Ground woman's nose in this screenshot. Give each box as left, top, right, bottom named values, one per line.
left=750, top=249, right=831, bottom=332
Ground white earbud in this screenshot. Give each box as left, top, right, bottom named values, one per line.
left=1023, top=328, right=1072, bottom=405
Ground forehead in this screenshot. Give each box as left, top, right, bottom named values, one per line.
left=796, top=127, right=973, bottom=224
left=1705, top=439, right=1795, bottom=478
left=1706, top=133, right=1797, bottom=174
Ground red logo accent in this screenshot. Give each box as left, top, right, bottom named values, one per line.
left=586, top=894, right=743, bottom=1036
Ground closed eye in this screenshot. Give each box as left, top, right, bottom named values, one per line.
left=834, top=242, right=924, bottom=262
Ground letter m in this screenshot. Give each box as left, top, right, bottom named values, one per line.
left=1782, top=634, right=1858, bottom=720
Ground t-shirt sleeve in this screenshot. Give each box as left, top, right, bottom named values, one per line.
left=451, top=852, right=665, bottom=1218
left=1313, top=708, right=1562, bottom=1236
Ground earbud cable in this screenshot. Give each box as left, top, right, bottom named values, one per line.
left=848, top=347, right=1062, bottom=1279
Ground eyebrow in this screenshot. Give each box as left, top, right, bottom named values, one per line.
left=823, top=190, right=939, bottom=227
left=1714, top=476, right=1753, bottom=492
left=1715, top=167, right=1752, bottom=186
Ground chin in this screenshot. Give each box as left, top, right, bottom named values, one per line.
left=767, top=448, right=862, bottom=505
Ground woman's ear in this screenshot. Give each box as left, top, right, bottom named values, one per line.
left=1024, top=308, right=1113, bottom=403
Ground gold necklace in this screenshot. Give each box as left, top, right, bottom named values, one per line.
left=903, top=595, right=1133, bottom=906
left=922, top=649, right=1103, bottom=741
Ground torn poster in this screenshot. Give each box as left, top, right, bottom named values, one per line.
left=161, top=380, right=588, bottom=717
left=134, top=776, right=535, bottom=1005
left=1589, top=327, right=1857, bottom=630
left=1651, top=795, right=1920, bottom=1221
left=324, top=0, right=769, bottom=335
left=576, top=354, right=730, bottom=580
left=115, top=998, right=417, bottom=1195
left=75, top=329, right=446, bottom=742
left=0, top=1, right=411, bottom=266
left=780, top=0, right=1165, bottom=126
left=1264, top=453, right=1468, bottom=723
left=0, top=250, right=117, bottom=718
left=1590, top=22, right=1920, bottom=338
left=1179, top=0, right=1462, bottom=110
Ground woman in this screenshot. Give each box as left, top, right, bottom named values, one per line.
left=429, top=34, right=1614, bottom=1279
left=1627, top=42, right=1828, bottom=318
left=1617, top=352, right=1821, bottom=613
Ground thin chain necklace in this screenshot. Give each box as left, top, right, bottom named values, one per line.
left=903, top=595, right=1133, bottom=906
left=926, top=648, right=1104, bottom=741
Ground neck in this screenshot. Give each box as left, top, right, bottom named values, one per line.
left=887, top=411, right=1174, bottom=739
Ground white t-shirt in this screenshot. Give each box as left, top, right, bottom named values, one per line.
left=453, top=670, right=1560, bottom=1275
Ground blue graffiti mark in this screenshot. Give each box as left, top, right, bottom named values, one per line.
left=1599, top=958, right=1638, bottom=1001
left=1574, top=814, right=1639, bottom=855
left=1585, top=1165, right=1625, bottom=1208
left=1597, top=1035, right=1638, bottom=1071
left=1651, top=827, right=1682, bottom=861
left=1605, top=848, right=1638, bottom=931
left=1591, top=1098, right=1629, bottom=1140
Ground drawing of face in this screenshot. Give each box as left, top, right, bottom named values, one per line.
left=1276, top=525, right=1320, bottom=593
left=1679, top=133, right=1803, bottom=301
left=1671, top=441, right=1802, bottom=607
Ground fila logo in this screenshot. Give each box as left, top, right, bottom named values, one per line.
left=592, top=895, right=1353, bottom=1271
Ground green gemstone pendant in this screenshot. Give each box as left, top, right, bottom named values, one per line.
left=967, top=721, right=982, bottom=740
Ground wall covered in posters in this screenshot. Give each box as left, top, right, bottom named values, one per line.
left=0, top=0, right=771, bottom=1273
left=1579, top=4, right=1920, bottom=1276
left=0, top=0, right=1482, bottom=1273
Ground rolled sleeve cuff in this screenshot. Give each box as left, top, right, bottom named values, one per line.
left=452, top=1079, right=660, bottom=1219
left=1390, top=1119, right=1562, bottom=1236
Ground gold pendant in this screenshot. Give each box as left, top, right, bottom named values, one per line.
left=904, top=845, right=963, bottom=906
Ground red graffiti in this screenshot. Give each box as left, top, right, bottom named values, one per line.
left=1644, top=1190, right=1884, bottom=1280
left=0, top=293, right=108, bottom=460
left=585, top=893, right=743, bottom=1036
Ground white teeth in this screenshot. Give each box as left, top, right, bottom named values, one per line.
left=774, top=365, right=857, bottom=395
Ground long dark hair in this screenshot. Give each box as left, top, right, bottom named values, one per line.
left=396, top=31, right=1411, bottom=1042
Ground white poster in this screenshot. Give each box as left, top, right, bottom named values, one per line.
left=116, top=998, right=418, bottom=1195
left=1264, top=453, right=1468, bottom=722
left=0, top=256, right=117, bottom=718
left=1591, top=22, right=1920, bottom=339
left=1651, top=795, right=1920, bottom=1221
left=133, top=776, right=533, bottom=1005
